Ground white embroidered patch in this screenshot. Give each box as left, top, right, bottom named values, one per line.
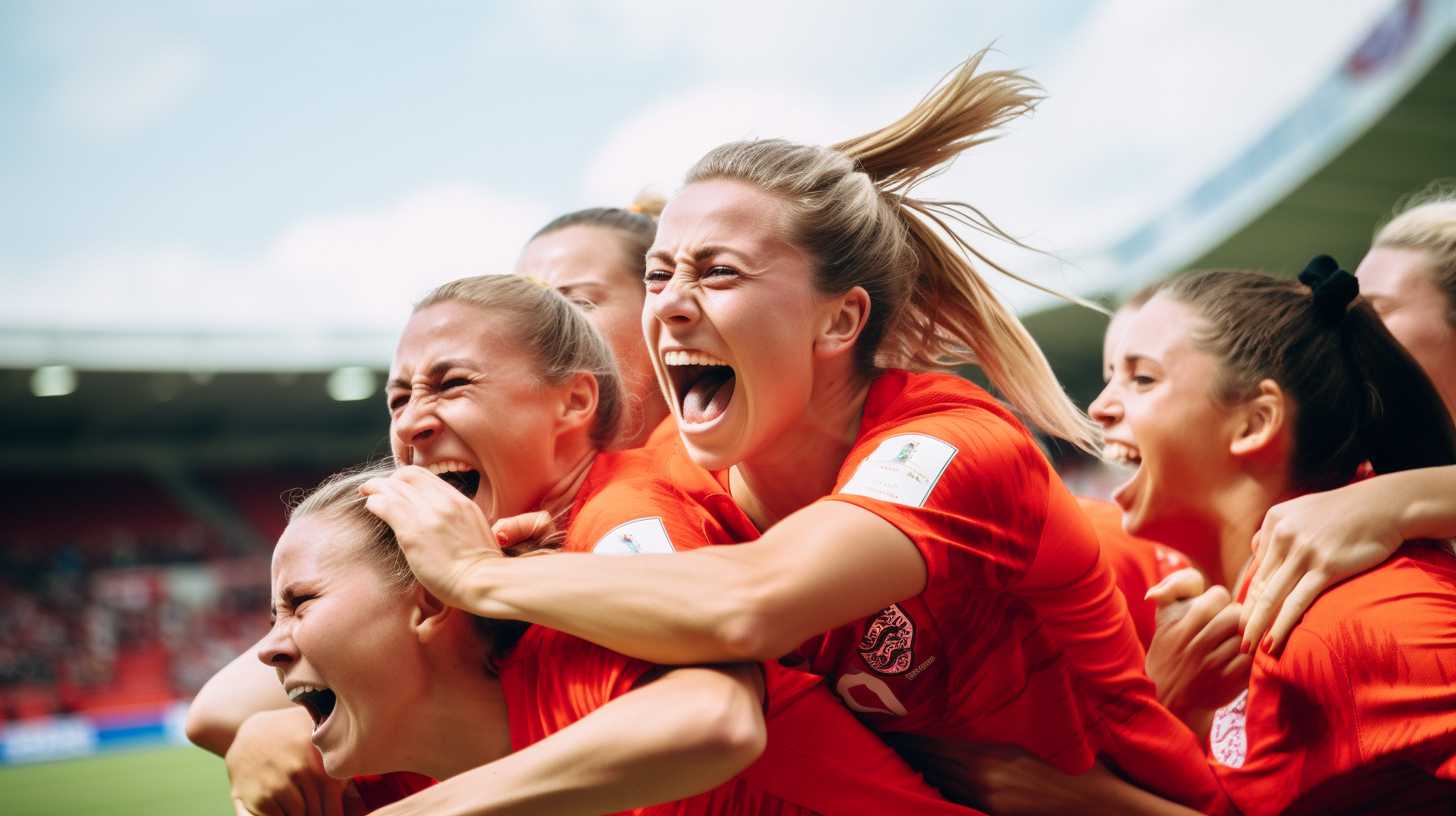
left=1209, top=689, right=1249, bottom=768
left=839, top=434, right=958, bottom=508
left=835, top=671, right=909, bottom=717
left=591, top=517, right=676, bottom=556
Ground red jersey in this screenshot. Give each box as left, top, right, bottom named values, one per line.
left=642, top=415, right=680, bottom=451
left=1078, top=497, right=1192, bottom=650
left=527, top=448, right=975, bottom=815
left=1212, top=543, right=1456, bottom=815
left=353, top=772, right=435, bottom=811
left=798, top=370, right=1224, bottom=813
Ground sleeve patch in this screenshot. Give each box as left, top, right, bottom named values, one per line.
left=591, top=516, right=676, bottom=556
left=838, top=433, right=958, bottom=508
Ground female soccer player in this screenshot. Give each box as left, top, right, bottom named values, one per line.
left=1091, top=260, right=1456, bottom=813
left=515, top=196, right=674, bottom=449
left=379, top=50, right=1224, bottom=813
left=266, top=461, right=973, bottom=815
left=230, top=275, right=973, bottom=814
left=1233, top=192, right=1456, bottom=655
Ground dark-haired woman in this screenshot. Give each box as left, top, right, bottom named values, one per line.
left=1091, top=260, right=1456, bottom=813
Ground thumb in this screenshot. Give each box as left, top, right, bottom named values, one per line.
left=492, top=511, right=555, bottom=547
left=1145, top=567, right=1207, bottom=606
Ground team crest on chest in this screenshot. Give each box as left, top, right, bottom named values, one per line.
left=1209, top=689, right=1249, bottom=768
left=858, top=603, right=916, bottom=675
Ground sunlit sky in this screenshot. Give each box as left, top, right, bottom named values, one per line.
left=0, top=0, right=1416, bottom=360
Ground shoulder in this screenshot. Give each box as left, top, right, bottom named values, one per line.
left=567, top=450, right=726, bottom=554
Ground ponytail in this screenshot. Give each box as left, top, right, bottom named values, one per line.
left=687, top=48, right=1102, bottom=453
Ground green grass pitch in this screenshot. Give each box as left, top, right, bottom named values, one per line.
left=0, top=745, right=232, bottom=816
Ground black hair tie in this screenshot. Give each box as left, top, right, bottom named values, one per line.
left=1298, top=255, right=1359, bottom=327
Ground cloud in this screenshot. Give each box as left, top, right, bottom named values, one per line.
left=29, top=12, right=208, bottom=136
left=4, top=185, right=553, bottom=333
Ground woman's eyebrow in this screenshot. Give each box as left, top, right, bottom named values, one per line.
left=387, top=358, right=484, bottom=391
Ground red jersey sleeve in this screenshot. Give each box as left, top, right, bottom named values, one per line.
left=821, top=407, right=1102, bottom=592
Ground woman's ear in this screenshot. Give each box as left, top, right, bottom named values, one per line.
left=814, top=286, right=871, bottom=359
left=411, top=584, right=452, bottom=644
left=1229, top=379, right=1288, bottom=458
left=555, top=371, right=600, bottom=434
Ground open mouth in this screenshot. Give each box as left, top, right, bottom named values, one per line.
left=289, top=685, right=338, bottom=729
left=663, top=350, right=736, bottom=426
left=427, top=461, right=481, bottom=498
left=1102, top=441, right=1142, bottom=468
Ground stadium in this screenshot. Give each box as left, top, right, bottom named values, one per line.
left=3, top=2, right=1455, bottom=814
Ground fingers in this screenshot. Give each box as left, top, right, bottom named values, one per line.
left=1186, top=601, right=1241, bottom=657
left=493, top=511, right=555, bottom=547
left=1145, top=567, right=1206, bottom=605
left=1263, top=570, right=1328, bottom=656
left=1240, top=555, right=1303, bottom=654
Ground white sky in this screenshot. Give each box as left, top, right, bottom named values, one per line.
left=0, top=0, right=1410, bottom=353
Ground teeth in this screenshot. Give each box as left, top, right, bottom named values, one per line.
left=1102, top=442, right=1141, bottom=466
left=662, top=350, right=730, bottom=367
left=426, top=460, right=473, bottom=475
left=288, top=684, right=328, bottom=703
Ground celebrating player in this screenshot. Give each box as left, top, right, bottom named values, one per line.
left=516, top=195, right=673, bottom=449
left=1231, top=191, right=1456, bottom=655
left=393, top=50, right=1224, bottom=813
left=1091, top=260, right=1456, bottom=813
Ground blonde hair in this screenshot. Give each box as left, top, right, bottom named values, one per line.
left=1373, top=182, right=1456, bottom=325
left=288, top=462, right=551, bottom=672
left=685, top=48, right=1100, bottom=452
left=417, top=275, right=625, bottom=450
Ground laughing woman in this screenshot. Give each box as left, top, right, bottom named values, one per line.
left=1091, top=260, right=1456, bottom=814
left=228, top=275, right=974, bottom=814
left=384, top=50, right=1224, bottom=813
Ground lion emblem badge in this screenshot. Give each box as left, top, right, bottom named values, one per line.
left=858, top=604, right=915, bottom=675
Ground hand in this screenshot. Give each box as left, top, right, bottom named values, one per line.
left=1144, top=568, right=1251, bottom=728
left=1240, top=482, right=1404, bottom=656
left=492, top=510, right=558, bottom=553
left=226, top=707, right=364, bottom=816
left=361, top=466, right=502, bottom=609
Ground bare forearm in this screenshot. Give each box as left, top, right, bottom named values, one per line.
left=457, top=506, right=924, bottom=665
left=186, top=641, right=290, bottom=756
left=373, top=666, right=766, bottom=816
left=1390, top=466, right=1456, bottom=541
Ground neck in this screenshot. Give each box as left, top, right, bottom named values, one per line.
left=1190, top=472, right=1294, bottom=591
left=730, top=365, right=870, bottom=528
left=535, top=446, right=597, bottom=521
left=395, top=645, right=513, bottom=780
left=616, top=392, right=671, bottom=451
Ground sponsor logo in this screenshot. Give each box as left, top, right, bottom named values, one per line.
left=591, top=517, right=675, bottom=556
left=1209, top=689, right=1249, bottom=768
left=858, top=604, right=915, bottom=675
left=835, top=671, right=909, bottom=717
left=839, top=433, right=958, bottom=507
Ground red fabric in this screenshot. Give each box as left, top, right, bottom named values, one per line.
left=1079, top=497, right=1192, bottom=650
left=798, top=370, right=1225, bottom=813
left=642, top=416, right=680, bottom=451
left=504, top=457, right=975, bottom=814
left=1213, top=543, right=1456, bottom=814
left=353, top=772, right=436, bottom=811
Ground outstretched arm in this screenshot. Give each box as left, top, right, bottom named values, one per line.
left=1241, top=465, right=1456, bottom=655
left=363, top=464, right=926, bottom=665
left=371, top=664, right=766, bottom=816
